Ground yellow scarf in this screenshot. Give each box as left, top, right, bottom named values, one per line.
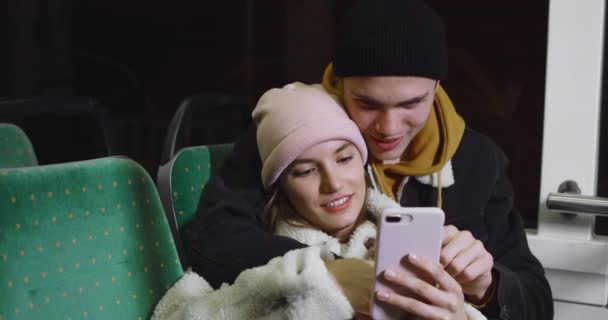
left=322, top=64, right=465, bottom=207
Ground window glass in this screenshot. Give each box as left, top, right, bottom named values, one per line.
left=430, top=1, right=549, bottom=228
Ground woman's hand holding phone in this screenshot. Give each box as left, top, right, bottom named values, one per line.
left=371, top=222, right=494, bottom=319
left=372, top=208, right=469, bottom=319
left=325, top=214, right=493, bottom=319
left=375, top=253, right=468, bottom=320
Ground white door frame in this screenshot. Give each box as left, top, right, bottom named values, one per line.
left=526, top=0, right=608, bottom=310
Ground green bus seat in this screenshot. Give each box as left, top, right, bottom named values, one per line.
left=0, top=157, right=183, bottom=320
left=0, top=123, right=37, bottom=168
left=156, top=144, right=234, bottom=268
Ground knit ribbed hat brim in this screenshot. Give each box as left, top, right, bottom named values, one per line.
left=252, top=82, right=368, bottom=189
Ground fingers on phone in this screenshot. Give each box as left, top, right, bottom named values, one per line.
left=439, top=226, right=464, bottom=266
left=454, top=252, right=493, bottom=284
left=440, top=229, right=475, bottom=267
left=376, top=290, right=449, bottom=319
left=441, top=225, right=459, bottom=245
left=405, top=254, right=463, bottom=296
left=444, top=238, right=483, bottom=275
left=376, top=276, right=461, bottom=318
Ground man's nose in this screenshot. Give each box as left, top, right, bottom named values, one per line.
left=374, top=110, right=400, bottom=136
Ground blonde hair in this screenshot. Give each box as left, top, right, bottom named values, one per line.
left=263, top=184, right=311, bottom=232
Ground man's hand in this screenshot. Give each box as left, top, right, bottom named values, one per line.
left=441, top=225, right=494, bottom=304
left=324, top=258, right=374, bottom=317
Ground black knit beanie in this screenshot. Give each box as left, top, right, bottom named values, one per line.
left=333, top=0, right=448, bottom=80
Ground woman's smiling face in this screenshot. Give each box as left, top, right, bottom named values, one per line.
left=279, top=140, right=367, bottom=239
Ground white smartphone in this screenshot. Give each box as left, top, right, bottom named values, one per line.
left=371, top=207, right=445, bottom=319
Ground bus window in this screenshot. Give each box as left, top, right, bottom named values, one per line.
left=430, top=1, right=549, bottom=229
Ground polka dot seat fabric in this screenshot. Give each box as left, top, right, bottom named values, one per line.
left=156, top=144, right=234, bottom=268
left=0, top=157, right=183, bottom=320
left=0, top=123, right=37, bottom=169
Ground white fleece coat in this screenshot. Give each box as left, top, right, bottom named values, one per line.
left=151, top=187, right=486, bottom=320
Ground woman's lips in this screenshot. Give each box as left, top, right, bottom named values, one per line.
left=322, top=195, right=353, bottom=213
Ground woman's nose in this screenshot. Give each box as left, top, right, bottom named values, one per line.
left=320, top=170, right=343, bottom=193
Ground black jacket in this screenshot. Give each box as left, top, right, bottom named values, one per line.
left=189, top=125, right=553, bottom=320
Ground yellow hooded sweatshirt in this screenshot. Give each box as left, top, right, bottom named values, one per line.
left=322, top=64, right=465, bottom=208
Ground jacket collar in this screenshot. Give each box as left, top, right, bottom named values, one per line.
left=273, top=188, right=401, bottom=259
left=414, top=160, right=455, bottom=188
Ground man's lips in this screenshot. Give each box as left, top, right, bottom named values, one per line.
left=370, top=136, right=403, bottom=151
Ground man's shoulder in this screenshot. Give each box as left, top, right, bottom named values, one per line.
left=460, top=127, right=500, bottom=153
left=213, top=123, right=263, bottom=189
left=452, top=127, right=507, bottom=176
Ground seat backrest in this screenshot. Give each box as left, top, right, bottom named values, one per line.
left=0, top=96, right=116, bottom=165
left=0, top=157, right=183, bottom=320
left=0, top=123, right=38, bottom=168
left=160, top=94, right=251, bottom=166
left=157, top=144, right=234, bottom=267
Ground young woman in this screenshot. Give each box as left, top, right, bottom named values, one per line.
left=152, top=83, right=485, bottom=320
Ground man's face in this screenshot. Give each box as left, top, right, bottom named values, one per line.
left=342, top=76, right=438, bottom=162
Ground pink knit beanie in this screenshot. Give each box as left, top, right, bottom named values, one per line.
left=253, top=82, right=368, bottom=189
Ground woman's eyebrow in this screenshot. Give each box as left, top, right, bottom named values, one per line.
left=290, top=158, right=314, bottom=165
left=290, top=142, right=352, bottom=165
left=334, top=142, right=352, bottom=154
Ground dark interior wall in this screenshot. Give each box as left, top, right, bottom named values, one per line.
left=70, top=0, right=265, bottom=172
left=0, top=1, right=8, bottom=94
left=3, top=0, right=606, bottom=231
left=0, top=0, right=549, bottom=226
left=2, top=0, right=315, bottom=173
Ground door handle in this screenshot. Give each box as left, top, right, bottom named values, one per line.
left=546, top=192, right=608, bottom=217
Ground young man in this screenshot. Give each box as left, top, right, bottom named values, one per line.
left=188, top=0, right=553, bottom=319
